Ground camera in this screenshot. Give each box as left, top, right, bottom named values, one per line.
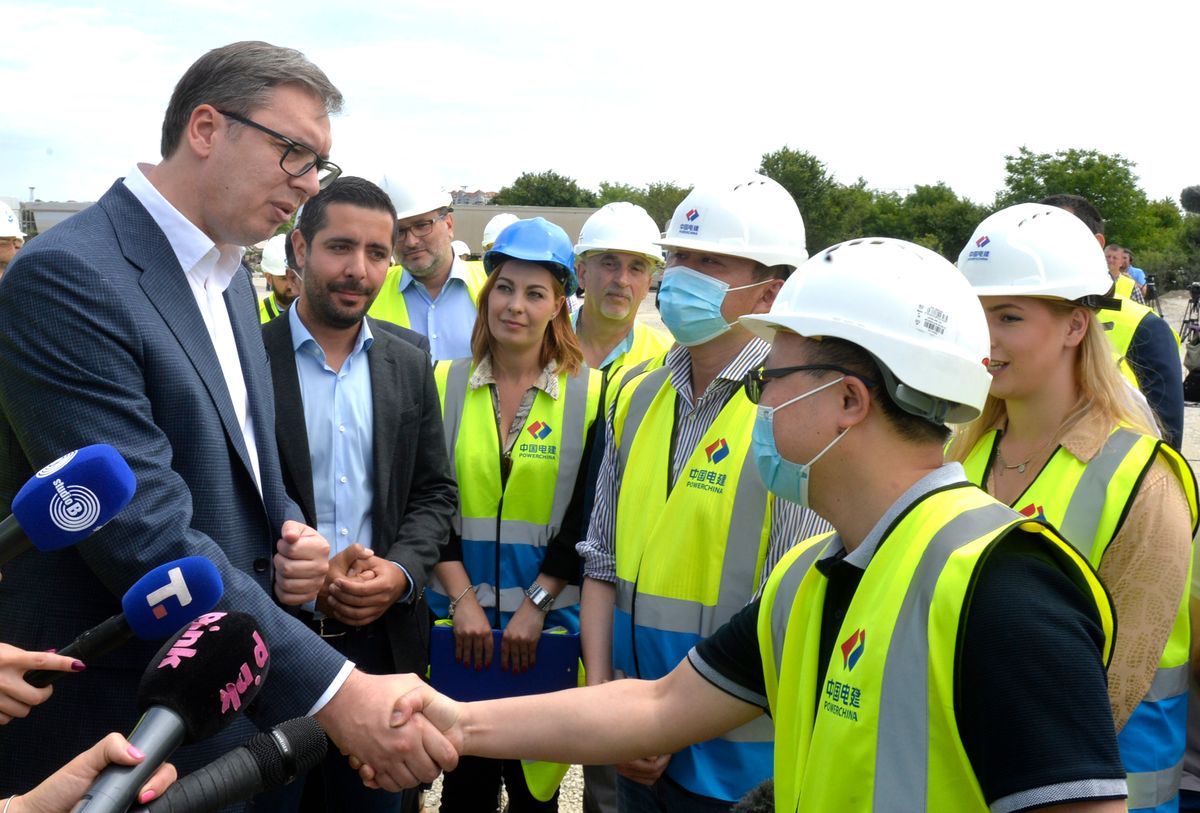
left=1190, top=281, right=1200, bottom=304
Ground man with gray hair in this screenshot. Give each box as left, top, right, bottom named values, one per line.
left=0, top=41, right=456, bottom=801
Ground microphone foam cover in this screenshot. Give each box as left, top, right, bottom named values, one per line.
left=122, top=556, right=225, bottom=640
left=249, top=717, right=328, bottom=787
left=11, top=444, right=136, bottom=551
left=138, top=611, right=270, bottom=742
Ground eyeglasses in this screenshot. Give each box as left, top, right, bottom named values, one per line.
left=396, top=212, right=449, bottom=241
left=217, top=109, right=342, bottom=188
left=742, top=364, right=875, bottom=405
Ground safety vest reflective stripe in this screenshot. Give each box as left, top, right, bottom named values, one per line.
left=1057, top=428, right=1143, bottom=551
left=470, top=583, right=582, bottom=614
left=439, top=358, right=472, bottom=491
left=1127, top=763, right=1184, bottom=811
left=759, top=485, right=1114, bottom=813
left=615, top=366, right=669, bottom=474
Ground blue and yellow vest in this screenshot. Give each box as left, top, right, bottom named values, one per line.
left=964, top=427, right=1198, bottom=813
left=370, top=263, right=488, bottom=330
left=432, top=358, right=601, bottom=630
left=758, top=484, right=1114, bottom=813
left=610, top=364, right=774, bottom=802
left=258, top=293, right=284, bottom=324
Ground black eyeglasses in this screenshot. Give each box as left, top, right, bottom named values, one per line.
left=217, top=109, right=342, bottom=188
left=742, top=364, right=876, bottom=405
left=396, top=212, right=449, bottom=241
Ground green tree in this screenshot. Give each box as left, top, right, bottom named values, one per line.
left=493, top=170, right=598, bottom=208
left=596, top=181, right=644, bottom=207
left=900, top=183, right=989, bottom=258
left=1181, top=185, right=1200, bottom=215
left=758, top=146, right=837, bottom=254
left=995, top=146, right=1148, bottom=245
left=641, top=181, right=692, bottom=231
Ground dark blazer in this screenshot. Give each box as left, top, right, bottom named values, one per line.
left=262, top=313, right=455, bottom=675
left=0, top=181, right=346, bottom=792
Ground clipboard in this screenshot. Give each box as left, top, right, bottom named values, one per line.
left=430, top=625, right=580, bottom=701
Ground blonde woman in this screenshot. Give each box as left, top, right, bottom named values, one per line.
left=950, top=203, right=1197, bottom=813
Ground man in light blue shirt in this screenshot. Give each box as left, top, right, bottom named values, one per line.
left=368, top=179, right=488, bottom=362
left=263, top=177, right=457, bottom=813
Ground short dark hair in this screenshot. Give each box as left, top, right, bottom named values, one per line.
left=296, top=177, right=398, bottom=248
left=1040, top=193, right=1105, bottom=236
left=804, top=335, right=951, bottom=445
left=161, top=41, right=343, bottom=159
left=752, top=263, right=793, bottom=282
left=283, top=229, right=298, bottom=271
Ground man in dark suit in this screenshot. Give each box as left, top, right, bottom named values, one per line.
left=0, top=41, right=456, bottom=797
left=262, top=177, right=456, bottom=812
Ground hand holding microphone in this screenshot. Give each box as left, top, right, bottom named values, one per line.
left=0, top=445, right=136, bottom=568
left=25, top=557, right=224, bottom=688
left=70, top=611, right=270, bottom=813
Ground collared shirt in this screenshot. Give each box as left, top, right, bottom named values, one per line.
left=577, top=339, right=832, bottom=588
left=123, top=164, right=262, bottom=493
left=571, top=308, right=636, bottom=371
left=398, top=256, right=479, bottom=362
left=469, top=354, right=560, bottom=454
left=124, top=164, right=352, bottom=714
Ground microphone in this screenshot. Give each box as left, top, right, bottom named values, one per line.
left=131, top=717, right=327, bottom=812
left=26, top=556, right=225, bottom=687
left=0, top=444, right=136, bottom=566
left=71, top=611, right=270, bottom=813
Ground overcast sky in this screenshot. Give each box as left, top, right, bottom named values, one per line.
left=2, top=0, right=1196, bottom=208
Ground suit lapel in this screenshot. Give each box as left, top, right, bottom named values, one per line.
left=263, top=317, right=318, bottom=523
left=104, top=184, right=257, bottom=483
left=368, top=325, right=400, bottom=548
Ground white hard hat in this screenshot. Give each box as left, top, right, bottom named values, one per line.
left=575, top=202, right=664, bottom=266
left=957, top=203, right=1112, bottom=304
left=657, top=175, right=807, bottom=269
left=482, top=213, right=520, bottom=250
left=451, top=240, right=471, bottom=257
left=742, top=238, right=992, bottom=424
left=260, top=234, right=289, bottom=276
left=378, top=175, right=452, bottom=222
left=0, top=201, right=25, bottom=238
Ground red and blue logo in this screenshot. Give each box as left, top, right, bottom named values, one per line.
left=1019, top=502, right=1046, bottom=522
left=527, top=421, right=553, bottom=440
left=685, top=208, right=700, bottom=222
left=705, top=438, right=729, bottom=464
left=840, top=628, right=865, bottom=671
left=975, top=235, right=990, bottom=248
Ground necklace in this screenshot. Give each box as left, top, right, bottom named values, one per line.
left=994, top=432, right=1059, bottom=476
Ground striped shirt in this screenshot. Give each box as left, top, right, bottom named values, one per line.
left=577, top=339, right=832, bottom=590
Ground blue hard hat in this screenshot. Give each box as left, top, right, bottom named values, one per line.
left=484, top=217, right=578, bottom=296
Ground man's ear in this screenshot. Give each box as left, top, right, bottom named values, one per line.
left=754, top=278, right=785, bottom=314
left=186, top=104, right=222, bottom=159
left=290, top=229, right=308, bottom=275
left=837, top=375, right=872, bottom=431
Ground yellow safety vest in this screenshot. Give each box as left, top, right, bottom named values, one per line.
left=258, top=293, right=283, bottom=324
left=1098, top=298, right=1181, bottom=387
left=434, top=357, right=600, bottom=801
left=963, top=427, right=1198, bottom=812
left=610, top=364, right=775, bottom=801
left=758, top=484, right=1113, bottom=813
left=369, top=262, right=489, bottom=329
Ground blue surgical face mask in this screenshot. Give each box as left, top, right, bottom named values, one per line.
left=752, top=376, right=849, bottom=508
left=657, top=266, right=769, bottom=347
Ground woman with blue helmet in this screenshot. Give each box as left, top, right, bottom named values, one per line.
left=430, top=217, right=603, bottom=811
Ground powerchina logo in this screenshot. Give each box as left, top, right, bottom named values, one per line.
left=967, top=234, right=990, bottom=262
left=527, top=421, right=553, bottom=440
left=680, top=208, right=701, bottom=235
left=519, top=421, right=557, bottom=461
left=841, top=628, right=865, bottom=671
left=705, top=438, right=729, bottom=464
left=48, top=479, right=101, bottom=532
left=1019, top=502, right=1047, bottom=522
left=686, top=438, right=730, bottom=493
left=823, top=627, right=865, bottom=722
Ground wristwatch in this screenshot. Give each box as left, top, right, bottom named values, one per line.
left=525, top=583, right=554, bottom=613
